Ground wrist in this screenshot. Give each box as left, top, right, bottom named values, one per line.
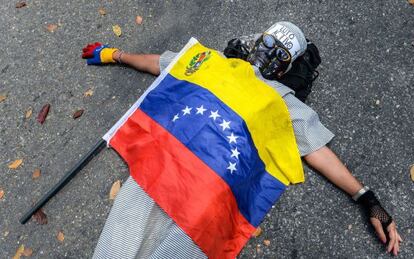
left=112, top=50, right=120, bottom=61
left=352, top=186, right=370, bottom=201
left=112, top=50, right=125, bottom=64
left=112, top=50, right=121, bottom=62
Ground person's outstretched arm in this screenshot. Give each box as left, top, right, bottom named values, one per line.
left=304, top=146, right=363, bottom=194
left=304, top=146, right=402, bottom=256
left=112, top=50, right=160, bottom=76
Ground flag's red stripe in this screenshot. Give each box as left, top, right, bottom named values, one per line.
left=109, top=109, right=256, bottom=259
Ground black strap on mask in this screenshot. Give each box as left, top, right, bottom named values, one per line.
left=223, top=38, right=251, bottom=60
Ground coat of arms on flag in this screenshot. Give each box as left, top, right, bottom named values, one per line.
left=103, top=38, right=303, bottom=259
left=185, top=50, right=211, bottom=75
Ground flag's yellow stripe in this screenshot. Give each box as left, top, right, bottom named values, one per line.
left=169, top=42, right=303, bottom=185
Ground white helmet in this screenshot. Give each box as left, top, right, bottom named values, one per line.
left=247, top=21, right=307, bottom=78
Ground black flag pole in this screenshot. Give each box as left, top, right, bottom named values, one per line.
left=19, top=139, right=107, bottom=224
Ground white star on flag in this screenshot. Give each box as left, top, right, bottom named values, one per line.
left=209, top=110, right=221, bottom=121
left=227, top=132, right=239, bottom=144
left=172, top=113, right=180, bottom=122
left=219, top=119, right=231, bottom=131
left=182, top=106, right=192, bottom=115
left=196, top=105, right=207, bottom=115
left=227, top=162, right=237, bottom=174
left=230, top=147, right=240, bottom=159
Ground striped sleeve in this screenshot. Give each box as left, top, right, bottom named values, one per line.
left=159, top=50, right=179, bottom=71
left=282, top=93, right=334, bottom=156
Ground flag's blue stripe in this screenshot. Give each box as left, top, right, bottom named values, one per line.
left=139, top=74, right=286, bottom=227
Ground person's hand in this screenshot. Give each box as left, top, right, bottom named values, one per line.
left=82, top=42, right=118, bottom=65
left=355, top=189, right=403, bottom=256
left=371, top=218, right=403, bottom=256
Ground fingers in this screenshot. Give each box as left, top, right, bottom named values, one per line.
left=86, top=58, right=96, bottom=65
left=82, top=51, right=94, bottom=59
left=387, top=225, right=396, bottom=254
left=369, top=217, right=402, bottom=256
left=82, top=42, right=103, bottom=59
left=371, top=218, right=387, bottom=244
left=82, top=46, right=94, bottom=59
left=82, top=42, right=102, bottom=49
left=371, top=218, right=403, bottom=256
left=393, top=234, right=400, bottom=256
left=82, top=45, right=94, bottom=52
left=386, top=222, right=402, bottom=256
left=86, top=55, right=101, bottom=65
left=397, top=233, right=403, bottom=242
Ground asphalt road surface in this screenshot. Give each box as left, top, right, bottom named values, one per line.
left=0, top=0, right=413, bottom=258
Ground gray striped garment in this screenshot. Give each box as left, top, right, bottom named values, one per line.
left=92, top=51, right=334, bottom=259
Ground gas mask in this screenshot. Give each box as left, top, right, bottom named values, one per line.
left=246, top=21, right=307, bottom=80
left=247, top=33, right=292, bottom=79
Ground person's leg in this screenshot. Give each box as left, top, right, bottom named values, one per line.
left=93, top=176, right=159, bottom=258
left=93, top=176, right=206, bottom=259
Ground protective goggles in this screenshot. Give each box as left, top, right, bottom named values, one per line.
left=262, top=33, right=291, bottom=62
left=256, top=33, right=292, bottom=78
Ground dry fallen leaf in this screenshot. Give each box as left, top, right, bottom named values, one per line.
left=252, top=226, right=262, bottom=237
left=84, top=89, right=94, bottom=97
left=98, top=7, right=106, bottom=15
left=22, top=247, right=33, bottom=257
left=13, top=244, right=25, bottom=259
left=8, top=159, right=23, bottom=169
left=109, top=180, right=121, bottom=200
left=33, top=209, right=48, bottom=225
left=25, top=107, right=32, bottom=119
left=46, top=24, right=58, bottom=33
left=112, top=25, right=122, bottom=37
left=0, top=188, right=4, bottom=199
left=57, top=231, right=65, bottom=242
left=410, top=164, right=414, bottom=182
left=263, top=239, right=271, bottom=246
left=135, top=16, right=143, bottom=25
left=37, top=103, right=50, bottom=124
left=409, top=0, right=414, bottom=5
left=15, top=1, right=27, bottom=8
left=73, top=109, right=84, bottom=119
left=32, top=168, right=41, bottom=179
left=0, top=95, right=7, bottom=103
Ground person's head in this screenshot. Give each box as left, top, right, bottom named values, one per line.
left=247, top=21, right=307, bottom=79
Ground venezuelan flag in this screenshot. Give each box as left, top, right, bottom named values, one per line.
left=103, top=38, right=303, bottom=259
